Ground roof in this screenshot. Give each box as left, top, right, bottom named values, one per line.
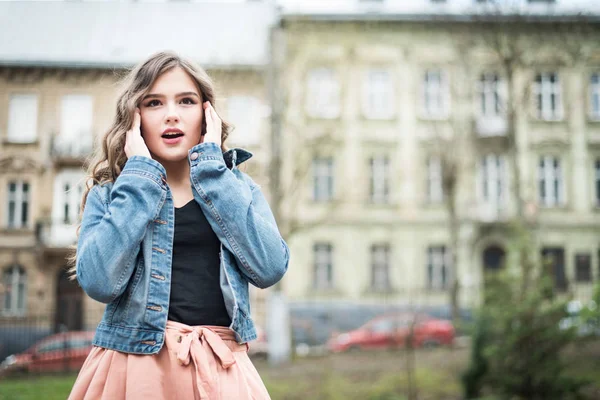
left=279, top=0, right=600, bottom=22
left=0, top=1, right=276, bottom=69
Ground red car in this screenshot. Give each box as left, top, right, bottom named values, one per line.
left=0, top=331, right=95, bottom=376
left=327, top=313, right=454, bottom=353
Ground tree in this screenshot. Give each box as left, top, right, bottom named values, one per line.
left=463, top=222, right=588, bottom=400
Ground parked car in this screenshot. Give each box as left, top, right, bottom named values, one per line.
left=327, top=312, right=455, bottom=353
left=0, top=331, right=94, bottom=377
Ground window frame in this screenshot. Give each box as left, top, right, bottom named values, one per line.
left=538, top=155, right=565, bottom=208
left=477, top=72, right=506, bottom=118
left=362, top=67, right=395, bottom=120
left=534, top=72, right=563, bottom=121
left=2, top=264, right=27, bottom=316
left=590, top=73, right=600, bottom=121
left=6, top=93, right=39, bottom=144
left=369, top=155, right=391, bottom=204
left=312, top=157, right=335, bottom=202
left=371, top=243, right=392, bottom=291
left=421, top=69, right=450, bottom=120
left=6, top=180, right=31, bottom=229
left=427, top=246, right=450, bottom=290
left=479, top=153, right=508, bottom=208
left=313, top=243, right=334, bottom=290
left=306, top=67, right=341, bottom=119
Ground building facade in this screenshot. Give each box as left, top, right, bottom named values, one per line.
left=277, top=1, right=600, bottom=313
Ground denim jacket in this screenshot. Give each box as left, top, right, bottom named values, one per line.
left=75, top=142, right=290, bottom=354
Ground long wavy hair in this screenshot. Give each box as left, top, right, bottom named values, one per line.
left=67, top=50, right=232, bottom=279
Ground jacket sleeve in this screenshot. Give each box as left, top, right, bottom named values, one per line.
left=190, top=142, right=290, bottom=289
left=76, top=156, right=167, bottom=303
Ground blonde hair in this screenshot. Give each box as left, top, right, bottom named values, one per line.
left=67, top=50, right=232, bottom=279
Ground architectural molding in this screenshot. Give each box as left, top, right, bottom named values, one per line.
left=0, top=155, right=43, bottom=174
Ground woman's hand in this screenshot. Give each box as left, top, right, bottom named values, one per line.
left=203, top=101, right=222, bottom=147
left=125, top=108, right=152, bottom=159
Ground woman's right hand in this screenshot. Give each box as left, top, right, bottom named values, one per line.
left=125, top=108, right=152, bottom=159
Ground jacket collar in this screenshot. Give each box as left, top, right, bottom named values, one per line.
left=222, top=147, right=253, bottom=169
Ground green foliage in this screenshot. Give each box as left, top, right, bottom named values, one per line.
left=462, top=223, right=590, bottom=400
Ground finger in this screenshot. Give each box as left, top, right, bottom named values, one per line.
left=132, top=109, right=141, bottom=132
left=209, top=104, right=220, bottom=122
left=205, top=104, right=213, bottom=129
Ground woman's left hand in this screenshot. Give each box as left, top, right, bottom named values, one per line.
left=203, top=101, right=222, bottom=147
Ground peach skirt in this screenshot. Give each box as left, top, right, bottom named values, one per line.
left=68, top=320, right=271, bottom=400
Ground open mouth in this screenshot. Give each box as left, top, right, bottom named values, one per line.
left=161, top=133, right=184, bottom=139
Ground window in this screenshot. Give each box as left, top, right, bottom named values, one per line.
left=370, top=318, right=395, bottom=334
left=538, top=156, right=565, bottom=207
left=541, top=247, right=567, bottom=291
left=427, top=156, right=443, bottom=204
left=6, top=181, right=30, bottom=229
left=227, top=96, right=261, bottom=146
left=595, top=159, right=600, bottom=207
left=306, top=68, right=340, bottom=119
left=57, top=95, right=93, bottom=156
left=2, top=265, right=26, bottom=315
left=575, top=253, right=592, bottom=283
left=312, top=157, right=334, bottom=202
left=362, top=68, right=394, bottom=119
left=53, top=170, right=85, bottom=225
left=313, top=243, right=333, bottom=290
left=534, top=73, right=563, bottom=120
left=7, top=94, right=38, bottom=143
left=479, top=154, right=507, bottom=207
left=422, top=69, right=449, bottom=119
left=478, top=73, right=505, bottom=118
left=370, top=156, right=390, bottom=204
left=37, top=339, right=66, bottom=354
left=591, top=74, right=600, bottom=120
left=427, top=246, right=450, bottom=290
left=371, top=244, right=391, bottom=291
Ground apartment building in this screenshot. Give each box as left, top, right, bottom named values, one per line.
left=277, top=0, right=600, bottom=311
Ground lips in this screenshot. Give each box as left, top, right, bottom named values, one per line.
left=161, top=132, right=184, bottom=138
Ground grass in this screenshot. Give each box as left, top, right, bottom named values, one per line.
left=1, top=343, right=599, bottom=400
left=0, top=374, right=77, bottom=400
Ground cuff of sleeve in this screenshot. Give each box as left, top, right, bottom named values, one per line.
left=122, top=156, right=167, bottom=182
left=192, top=142, right=225, bottom=163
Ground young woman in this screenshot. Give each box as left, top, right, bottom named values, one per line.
left=67, top=51, right=289, bottom=400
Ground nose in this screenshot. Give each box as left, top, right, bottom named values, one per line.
left=164, top=102, right=180, bottom=124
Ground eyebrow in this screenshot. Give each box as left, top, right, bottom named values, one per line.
left=142, top=92, right=200, bottom=101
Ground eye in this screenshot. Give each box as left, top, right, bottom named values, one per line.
left=181, top=97, right=196, bottom=105
left=146, top=99, right=161, bottom=107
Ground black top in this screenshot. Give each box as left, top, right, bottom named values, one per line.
left=167, top=199, right=232, bottom=327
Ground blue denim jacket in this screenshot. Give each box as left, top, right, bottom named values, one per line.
left=76, top=142, right=290, bottom=354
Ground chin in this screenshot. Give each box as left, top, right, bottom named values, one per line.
left=152, top=149, right=190, bottom=163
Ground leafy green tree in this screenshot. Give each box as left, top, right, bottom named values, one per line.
left=463, top=224, right=589, bottom=400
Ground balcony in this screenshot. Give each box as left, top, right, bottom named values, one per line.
left=473, top=202, right=510, bottom=224
left=50, top=134, right=93, bottom=166
left=475, top=116, right=508, bottom=137
left=36, top=219, right=77, bottom=251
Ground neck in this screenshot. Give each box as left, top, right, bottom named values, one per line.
left=156, top=157, right=191, bottom=189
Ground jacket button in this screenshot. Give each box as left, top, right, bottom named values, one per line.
left=190, top=152, right=199, bottom=161
left=177, top=336, right=182, bottom=343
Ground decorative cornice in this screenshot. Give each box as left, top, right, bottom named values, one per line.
left=0, top=155, right=43, bottom=173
